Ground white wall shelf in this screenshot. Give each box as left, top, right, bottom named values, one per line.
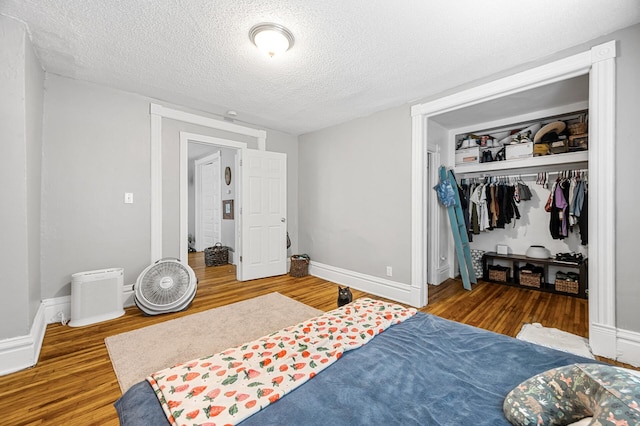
left=455, top=150, right=588, bottom=176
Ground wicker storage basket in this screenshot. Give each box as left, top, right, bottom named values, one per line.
left=488, top=266, right=510, bottom=283
left=568, top=122, right=587, bottom=135
left=519, top=272, right=543, bottom=288
left=290, top=255, right=310, bottom=277
left=555, top=279, right=579, bottom=294
left=204, top=243, right=229, bottom=266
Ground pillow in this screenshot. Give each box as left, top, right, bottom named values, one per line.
left=503, top=363, right=640, bottom=425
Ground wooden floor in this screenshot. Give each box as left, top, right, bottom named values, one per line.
left=2, top=253, right=635, bottom=425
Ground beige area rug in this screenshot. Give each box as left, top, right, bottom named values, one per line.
left=105, top=292, right=323, bottom=393
left=516, top=322, right=595, bottom=359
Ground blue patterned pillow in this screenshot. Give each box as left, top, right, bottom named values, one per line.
left=503, top=363, right=640, bottom=425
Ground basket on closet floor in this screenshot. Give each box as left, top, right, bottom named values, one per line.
left=555, top=277, right=579, bottom=294
left=519, top=271, right=543, bottom=288
left=290, top=254, right=310, bottom=277
left=204, top=243, right=229, bottom=267
left=488, top=266, right=510, bottom=282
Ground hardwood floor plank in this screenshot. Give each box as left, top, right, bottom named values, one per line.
left=0, top=253, right=635, bottom=425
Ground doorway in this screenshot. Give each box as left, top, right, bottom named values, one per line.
left=179, top=131, right=288, bottom=281
left=180, top=133, right=244, bottom=275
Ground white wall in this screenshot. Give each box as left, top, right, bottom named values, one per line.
left=299, top=105, right=412, bottom=284
left=219, top=147, right=237, bottom=256
left=25, top=18, right=45, bottom=323
left=0, top=16, right=43, bottom=339
left=41, top=75, right=152, bottom=297
left=611, top=24, right=640, bottom=331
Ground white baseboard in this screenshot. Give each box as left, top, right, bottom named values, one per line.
left=616, top=328, right=640, bottom=367
left=430, top=266, right=450, bottom=285
left=590, top=322, right=618, bottom=360
left=123, top=284, right=135, bottom=308
left=309, top=261, right=416, bottom=307
left=0, top=302, right=46, bottom=376
left=43, top=295, right=71, bottom=324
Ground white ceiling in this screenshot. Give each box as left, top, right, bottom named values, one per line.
left=2, top=1, right=639, bottom=135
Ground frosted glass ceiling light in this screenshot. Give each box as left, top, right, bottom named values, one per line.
left=249, top=23, right=294, bottom=58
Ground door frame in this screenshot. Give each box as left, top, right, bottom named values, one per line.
left=411, top=41, right=617, bottom=359
left=194, top=150, right=222, bottom=252
left=180, top=133, right=245, bottom=268
left=149, top=103, right=266, bottom=264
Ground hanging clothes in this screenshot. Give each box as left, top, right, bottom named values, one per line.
left=464, top=177, right=530, bottom=235
left=458, top=182, right=471, bottom=241
left=548, top=171, right=588, bottom=244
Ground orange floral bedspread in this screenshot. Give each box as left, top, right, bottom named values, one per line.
left=147, top=297, right=417, bottom=426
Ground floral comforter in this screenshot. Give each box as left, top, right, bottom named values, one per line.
left=147, top=298, right=416, bottom=426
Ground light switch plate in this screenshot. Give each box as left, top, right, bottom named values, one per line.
left=124, top=193, right=134, bottom=204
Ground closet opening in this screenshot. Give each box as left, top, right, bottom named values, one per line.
left=411, top=40, right=617, bottom=359
left=458, top=168, right=589, bottom=300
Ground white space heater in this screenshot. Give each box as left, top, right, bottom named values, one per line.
left=69, top=268, right=125, bottom=327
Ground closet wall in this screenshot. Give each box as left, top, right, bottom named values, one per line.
left=460, top=173, right=588, bottom=257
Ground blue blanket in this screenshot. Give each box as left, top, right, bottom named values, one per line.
left=115, top=312, right=597, bottom=425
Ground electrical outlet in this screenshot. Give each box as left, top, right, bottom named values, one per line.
left=124, top=192, right=134, bottom=204
left=386, top=266, right=393, bottom=277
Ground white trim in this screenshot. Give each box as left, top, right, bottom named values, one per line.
left=0, top=303, right=46, bottom=376
left=432, top=266, right=451, bottom=286
left=150, top=104, right=267, bottom=145
left=150, top=109, right=162, bottom=263
left=179, top=133, right=247, bottom=266
left=427, top=146, right=444, bottom=285
left=617, top=328, right=640, bottom=367
left=43, top=295, right=71, bottom=324
left=150, top=104, right=265, bottom=263
left=587, top=41, right=617, bottom=358
left=123, top=284, right=135, bottom=307
left=410, top=114, right=427, bottom=306
left=411, top=41, right=617, bottom=358
left=310, top=261, right=420, bottom=308
left=410, top=50, right=592, bottom=118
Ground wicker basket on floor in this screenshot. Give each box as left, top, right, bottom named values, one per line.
left=204, top=243, right=229, bottom=266
left=555, top=279, right=579, bottom=294
left=289, top=255, right=310, bottom=277
left=519, top=272, right=542, bottom=288
left=488, top=267, right=510, bottom=283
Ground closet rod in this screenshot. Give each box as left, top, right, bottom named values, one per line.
left=460, top=168, right=588, bottom=181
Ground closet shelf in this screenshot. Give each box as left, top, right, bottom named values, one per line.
left=455, top=151, right=588, bottom=176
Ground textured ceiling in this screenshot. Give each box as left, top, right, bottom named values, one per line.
left=2, top=1, right=639, bottom=135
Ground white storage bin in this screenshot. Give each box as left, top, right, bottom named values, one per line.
left=455, top=146, right=479, bottom=165
left=505, top=142, right=533, bottom=160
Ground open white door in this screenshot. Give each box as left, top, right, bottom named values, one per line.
left=238, top=148, right=287, bottom=281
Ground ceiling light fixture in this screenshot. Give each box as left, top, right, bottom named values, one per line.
left=249, top=23, right=294, bottom=58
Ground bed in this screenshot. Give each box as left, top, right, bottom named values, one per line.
left=115, top=298, right=602, bottom=425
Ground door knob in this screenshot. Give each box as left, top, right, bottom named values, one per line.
left=281, top=218, right=286, bottom=223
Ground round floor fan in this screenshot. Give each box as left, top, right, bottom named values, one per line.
left=134, top=258, right=197, bottom=315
